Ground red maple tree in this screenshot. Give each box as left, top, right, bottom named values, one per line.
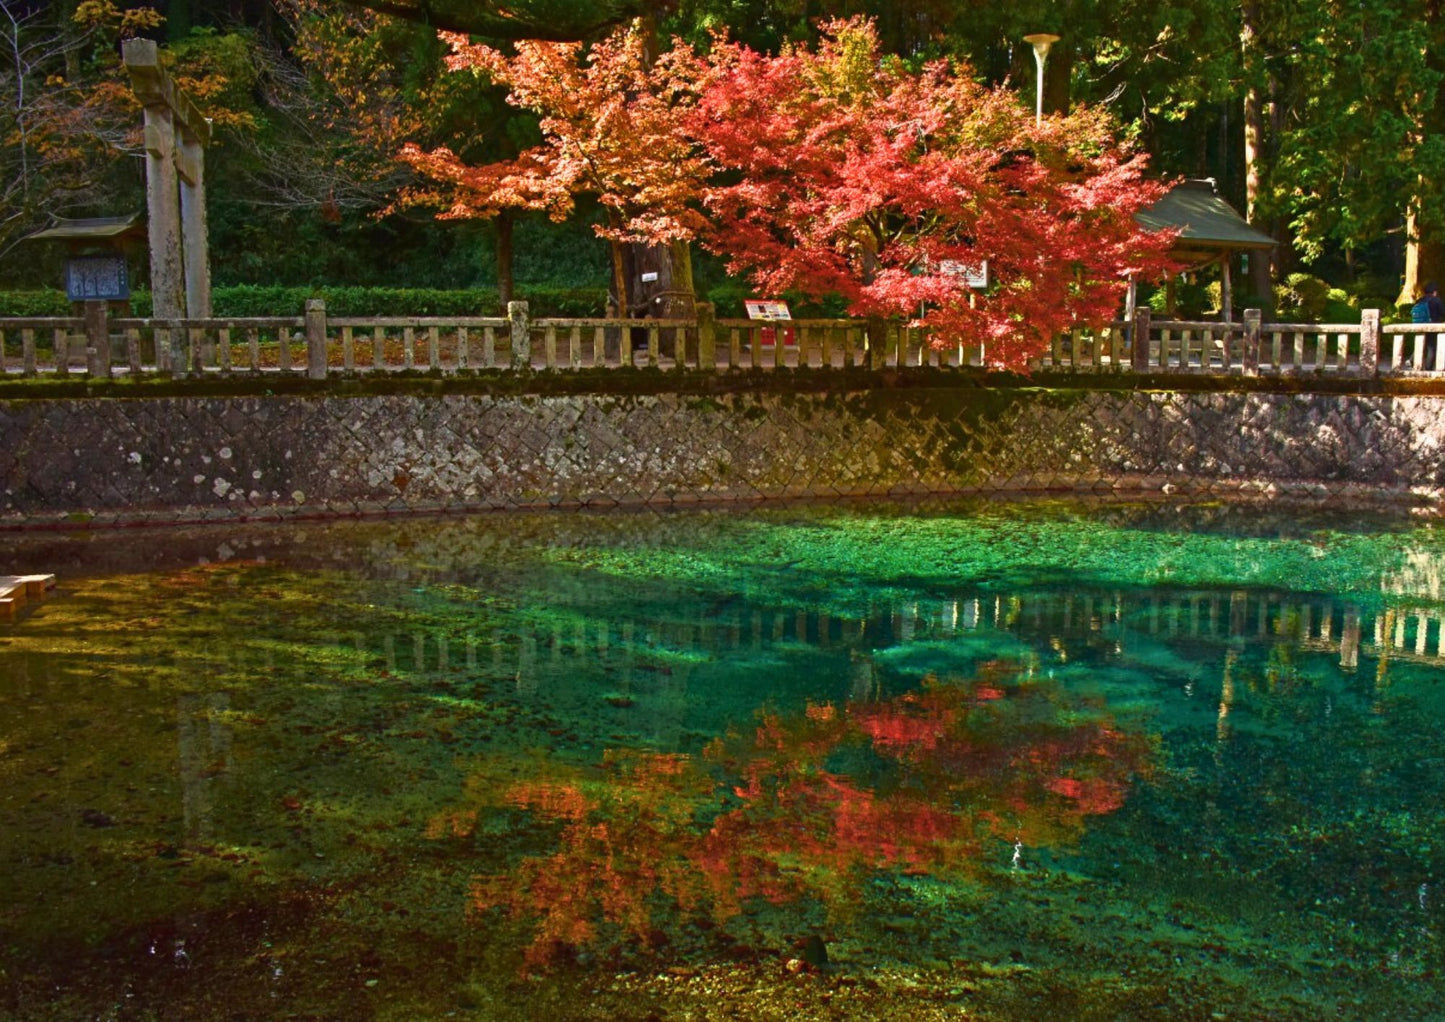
left=687, top=18, right=1176, bottom=368
left=398, top=23, right=710, bottom=316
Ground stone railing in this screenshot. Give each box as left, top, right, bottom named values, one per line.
left=2, top=301, right=1443, bottom=379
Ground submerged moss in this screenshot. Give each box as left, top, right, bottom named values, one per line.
left=2, top=499, right=1444, bottom=1019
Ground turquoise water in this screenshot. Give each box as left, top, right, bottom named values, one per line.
left=2, top=500, right=1444, bottom=1019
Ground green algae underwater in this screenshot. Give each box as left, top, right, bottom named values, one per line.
left=2, top=498, right=1444, bottom=1020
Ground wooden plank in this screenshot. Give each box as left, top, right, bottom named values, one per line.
left=749, top=325, right=762, bottom=368
left=729, top=327, right=741, bottom=368
left=12, top=574, right=55, bottom=597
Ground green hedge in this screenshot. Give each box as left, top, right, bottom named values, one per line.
left=0, top=285, right=611, bottom=319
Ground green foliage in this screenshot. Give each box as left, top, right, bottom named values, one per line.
left=0, top=286, right=610, bottom=318
left=0, top=290, right=72, bottom=317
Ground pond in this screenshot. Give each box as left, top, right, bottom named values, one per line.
left=2, top=499, right=1443, bottom=1020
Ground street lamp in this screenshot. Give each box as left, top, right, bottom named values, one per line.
left=1023, top=32, right=1060, bottom=124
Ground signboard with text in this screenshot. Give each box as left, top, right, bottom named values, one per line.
left=938, top=259, right=988, bottom=289
left=65, top=256, right=129, bottom=301
left=743, top=299, right=792, bottom=321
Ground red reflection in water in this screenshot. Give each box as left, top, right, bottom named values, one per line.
left=434, top=664, right=1155, bottom=970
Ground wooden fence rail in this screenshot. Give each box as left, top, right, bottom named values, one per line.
left=3, top=300, right=1443, bottom=380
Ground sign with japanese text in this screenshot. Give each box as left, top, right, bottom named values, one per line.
left=744, top=299, right=792, bottom=321
left=65, top=256, right=130, bottom=301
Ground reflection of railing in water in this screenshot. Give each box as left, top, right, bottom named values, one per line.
left=285, top=589, right=1445, bottom=682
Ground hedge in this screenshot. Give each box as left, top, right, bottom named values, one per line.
left=0, top=285, right=611, bottom=319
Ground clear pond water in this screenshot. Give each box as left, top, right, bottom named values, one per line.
left=2, top=499, right=1444, bottom=1020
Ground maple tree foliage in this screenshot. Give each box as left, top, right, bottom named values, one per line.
left=429, top=664, right=1155, bottom=972
left=0, top=1, right=159, bottom=256
left=398, top=22, right=710, bottom=312
left=687, top=18, right=1176, bottom=368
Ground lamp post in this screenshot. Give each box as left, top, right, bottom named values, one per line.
left=1023, top=33, right=1060, bottom=124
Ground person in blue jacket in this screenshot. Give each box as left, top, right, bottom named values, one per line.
left=1413, top=282, right=1445, bottom=323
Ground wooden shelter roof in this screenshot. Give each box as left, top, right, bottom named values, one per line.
left=1136, top=179, right=1276, bottom=257
left=26, top=215, right=144, bottom=243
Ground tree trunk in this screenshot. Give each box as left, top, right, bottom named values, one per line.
left=609, top=238, right=628, bottom=319
left=1042, top=39, right=1072, bottom=116
left=495, top=210, right=513, bottom=307
left=1399, top=200, right=1445, bottom=308
left=1398, top=15, right=1445, bottom=307
left=1241, top=0, right=1270, bottom=301
left=617, top=12, right=695, bottom=325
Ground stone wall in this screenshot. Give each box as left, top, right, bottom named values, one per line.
left=2, top=384, right=1443, bottom=527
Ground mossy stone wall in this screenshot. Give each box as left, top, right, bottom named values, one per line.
left=2, top=386, right=1442, bottom=527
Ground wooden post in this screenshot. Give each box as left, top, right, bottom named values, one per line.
left=1131, top=307, right=1152, bottom=372
left=83, top=300, right=110, bottom=377
left=305, top=299, right=327, bottom=379
left=508, top=301, right=531, bottom=368
left=1242, top=308, right=1261, bottom=377
left=1220, top=255, right=1233, bottom=325
left=1360, top=308, right=1380, bottom=377
left=696, top=302, right=716, bottom=370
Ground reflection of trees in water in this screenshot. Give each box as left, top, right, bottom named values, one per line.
left=428, top=664, right=1155, bottom=971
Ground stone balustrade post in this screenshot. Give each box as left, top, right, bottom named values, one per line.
left=305, top=299, right=328, bottom=379
left=1131, top=307, right=1152, bottom=372
left=1360, top=309, right=1380, bottom=377
left=1242, top=308, right=1262, bottom=377
left=696, top=302, right=716, bottom=370
left=83, top=301, right=110, bottom=378
left=169, top=320, right=187, bottom=379
left=508, top=301, right=531, bottom=368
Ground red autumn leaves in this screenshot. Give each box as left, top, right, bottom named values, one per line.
left=400, top=18, right=1175, bottom=369
left=435, top=668, right=1155, bottom=970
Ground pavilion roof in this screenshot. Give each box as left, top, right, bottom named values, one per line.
left=1136, top=179, right=1276, bottom=255
left=26, top=215, right=145, bottom=243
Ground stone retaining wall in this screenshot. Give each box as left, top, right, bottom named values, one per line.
left=2, top=385, right=1442, bottom=527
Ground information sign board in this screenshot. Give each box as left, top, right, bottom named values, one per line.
left=938, top=260, right=988, bottom=288
left=65, top=256, right=129, bottom=301
left=743, top=299, right=792, bottom=321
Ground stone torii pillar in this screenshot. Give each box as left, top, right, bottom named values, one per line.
left=122, top=39, right=212, bottom=320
